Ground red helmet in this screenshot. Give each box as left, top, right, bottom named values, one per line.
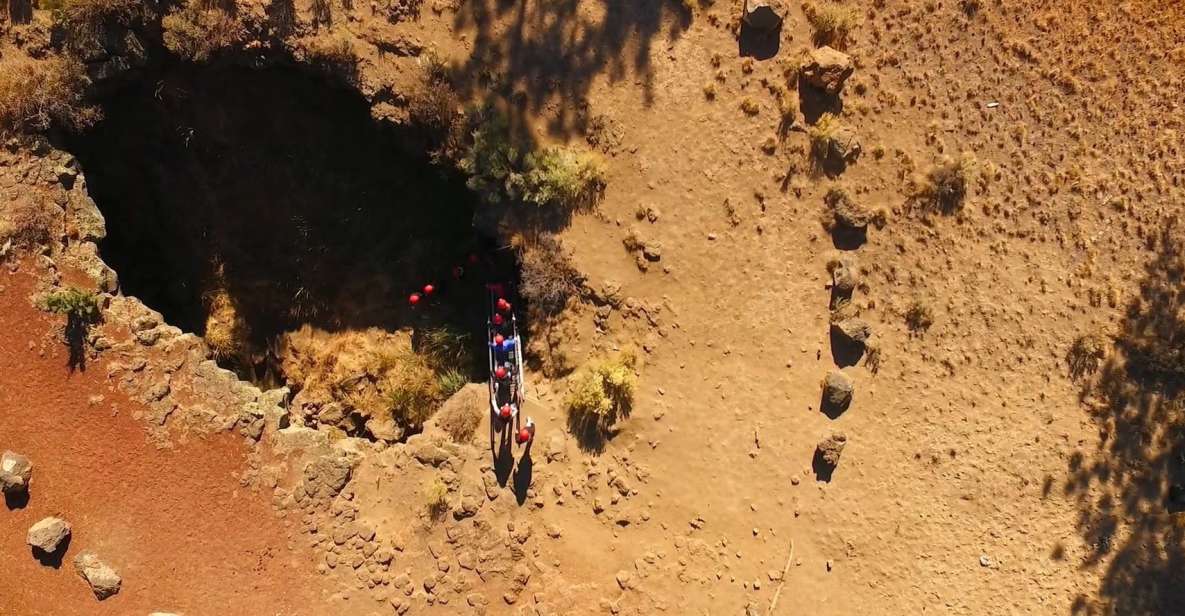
left=497, top=298, right=511, bottom=313
left=408, top=293, right=421, bottom=306
left=422, top=284, right=435, bottom=295
left=516, top=427, right=531, bottom=444
left=500, top=404, right=512, bottom=419
left=495, top=366, right=507, bottom=379
left=494, top=334, right=505, bottom=346
left=492, top=313, right=504, bottom=326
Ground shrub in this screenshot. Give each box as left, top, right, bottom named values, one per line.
left=905, top=300, right=934, bottom=333
left=39, top=286, right=100, bottom=322
left=566, top=351, right=637, bottom=436
left=1068, top=333, right=1107, bottom=378
left=437, top=368, right=469, bottom=398
left=914, top=153, right=977, bottom=213
left=203, top=287, right=251, bottom=361
left=381, top=349, right=444, bottom=427
left=519, top=233, right=583, bottom=316
left=162, top=5, right=245, bottom=62
left=510, top=147, right=607, bottom=212
left=414, top=326, right=472, bottom=373
left=809, top=112, right=843, bottom=162
left=805, top=2, right=862, bottom=49
left=0, top=56, right=98, bottom=134
left=408, top=74, right=463, bottom=160
left=459, top=110, right=606, bottom=213
left=421, top=477, right=449, bottom=519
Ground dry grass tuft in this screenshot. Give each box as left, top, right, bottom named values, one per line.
left=421, top=477, right=450, bottom=519
left=905, top=300, right=934, bottom=334
left=203, top=286, right=252, bottom=361
left=519, top=233, right=583, bottom=316
left=566, top=350, right=638, bottom=440
left=911, top=152, right=978, bottom=214
left=162, top=5, right=246, bottom=62
left=805, top=2, right=862, bottom=49
left=1068, top=333, right=1108, bottom=378
left=0, top=56, right=98, bottom=134
left=1, top=200, right=58, bottom=247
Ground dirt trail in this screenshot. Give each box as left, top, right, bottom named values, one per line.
left=0, top=266, right=337, bottom=615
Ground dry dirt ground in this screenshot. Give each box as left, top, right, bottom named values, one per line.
left=2, top=0, right=1185, bottom=615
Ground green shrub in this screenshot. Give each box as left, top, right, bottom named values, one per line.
left=0, top=56, right=98, bottom=134
left=510, top=147, right=606, bottom=212
left=459, top=110, right=606, bottom=213
left=415, top=326, right=472, bottom=372
left=39, top=287, right=100, bottom=322
left=566, top=351, right=637, bottom=435
left=437, top=368, right=468, bottom=398
left=808, top=112, right=843, bottom=162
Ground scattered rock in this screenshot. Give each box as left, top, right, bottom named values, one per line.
left=821, top=370, right=854, bottom=415
left=801, top=46, right=855, bottom=96
left=544, top=433, right=568, bottom=463
left=27, top=517, right=71, bottom=554
left=1, top=450, right=33, bottom=495
left=814, top=433, right=847, bottom=480
left=74, top=552, right=121, bottom=600
left=825, top=189, right=872, bottom=231
left=979, top=554, right=992, bottom=567
left=827, top=255, right=858, bottom=296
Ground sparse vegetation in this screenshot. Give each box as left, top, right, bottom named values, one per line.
left=421, top=477, right=450, bottom=519
left=203, top=286, right=252, bottom=361
left=302, top=33, right=359, bottom=77
left=804, top=1, right=862, bottom=49
left=0, top=56, right=98, bottom=134
left=162, top=5, right=246, bottom=62
left=47, top=0, right=147, bottom=58
left=381, top=349, right=445, bottom=428
left=458, top=111, right=606, bottom=214
left=1067, top=333, right=1107, bottom=378
left=703, top=83, right=717, bottom=100
left=0, top=200, right=57, bottom=247
left=39, top=287, right=100, bottom=322
left=912, top=152, right=978, bottom=213
left=437, top=368, right=469, bottom=399
left=511, top=147, right=607, bottom=212
left=740, top=98, right=760, bottom=116
left=905, top=300, right=934, bottom=334
left=415, top=326, right=472, bottom=373
left=519, top=233, right=583, bottom=316
left=809, top=112, right=843, bottom=162
left=566, top=350, right=638, bottom=441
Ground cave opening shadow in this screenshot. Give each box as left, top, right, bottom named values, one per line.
left=61, top=62, right=513, bottom=381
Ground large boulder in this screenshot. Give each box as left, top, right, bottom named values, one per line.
left=27, top=517, right=72, bottom=554
left=1, top=450, right=33, bottom=495
left=743, top=0, right=785, bottom=31
left=801, top=46, right=855, bottom=96
left=822, top=371, right=854, bottom=414
left=74, top=552, right=121, bottom=600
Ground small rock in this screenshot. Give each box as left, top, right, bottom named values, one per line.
left=821, top=370, right=854, bottom=414
left=979, top=554, right=992, bottom=567
left=27, top=517, right=71, bottom=554
left=801, top=46, right=855, bottom=96
left=1, top=450, right=33, bottom=495
left=74, top=552, right=121, bottom=600
left=815, top=433, right=847, bottom=473
left=615, top=569, right=634, bottom=590
left=828, top=256, right=858, bottom=295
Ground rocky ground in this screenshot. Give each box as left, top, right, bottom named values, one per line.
left=2, top=0, right=1184, bottom=615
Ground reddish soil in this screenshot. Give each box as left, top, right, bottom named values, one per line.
left=0, top=265, right=334, bottom=615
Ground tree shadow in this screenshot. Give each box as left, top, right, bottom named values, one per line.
left=452, top=0, right=690, bottom=138
left=1067, top=221, right=1185, bottom=615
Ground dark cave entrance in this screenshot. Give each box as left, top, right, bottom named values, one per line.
left=61, top=63, right=515, bottom=384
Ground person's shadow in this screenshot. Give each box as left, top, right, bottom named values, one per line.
left=492, top=423, right=515, bottom=487
left=513, top=444, right=534, bottom=506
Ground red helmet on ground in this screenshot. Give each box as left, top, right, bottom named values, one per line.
left=500, top=404, right=512, bottom=419
left=516, top=427, right=531, bottom=444
left=408, top=293, right=421, bottom=306
left=495, top=366, right=507, bottom=379
left=494, top=334, right=505, bottom=346
left=492, top=313, right=504, bottom=326
left=422, top=284, right=435, bottom=295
